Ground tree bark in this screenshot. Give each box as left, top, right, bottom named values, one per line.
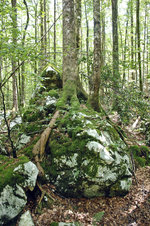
left=57, top=0, right=79, bottom=109
left=84, top=0, right=90, bottom=92
left=136, top=0, right=143, bottom=92
left=54, top=0, right=56, bottom=63
left=89, top=0, right=101, bottom=112
left=111, top=0, right=119, bottom=81
left=11, top=0, right=18, bottom=114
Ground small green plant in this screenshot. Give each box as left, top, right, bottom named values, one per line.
left=92, top=211, right=105, bottom=225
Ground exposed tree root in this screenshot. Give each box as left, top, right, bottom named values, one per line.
left=33, top=110, right=59, bottom=175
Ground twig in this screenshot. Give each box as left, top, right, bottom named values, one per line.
left=0, top=83, right=17, bottom=158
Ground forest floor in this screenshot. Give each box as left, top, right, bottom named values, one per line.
left=26, top=119, right=150, bottom=226
left=29, top=166, right=150, bottom=226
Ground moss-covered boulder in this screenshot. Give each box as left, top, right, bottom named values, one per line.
left=0, top=156, right=39, bottom=193
left=0, top=184, right=27, bottom=225
left=43, top=109, right=132, bottom=198
left=41, top=65, right=62, bottom=91
left=0, top=155, right=29, bottom=192
left=0, top=155, right=39, bottom=225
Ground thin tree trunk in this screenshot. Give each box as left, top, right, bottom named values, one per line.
left=89, top=0, right=101, bottom=111
left=142, top=3, right=147, bottom=86
left=122, top=8, right=129, bottom=86
left=112, top=0, right=119, bottom=80
left=84, top=0, right=90, bottom=92
left=54, top=0, right=56, bottom=63
left=44, top=0, right=47, bottom=58
left=11, top=0, right=18, bottom=114
left=111, top=0, right=120, bottom=112
left=40, top=0, right=44, bottom=70
left=136, top=0, right=143, bottom=92
left=21, top=0, right=29, bottom=107
left=34, top=2, right=38, bottom=88
left=130, top=0, right=135, bottom=81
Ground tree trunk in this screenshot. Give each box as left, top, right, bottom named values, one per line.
left=136, top=0, right=143, bottom=92
left=111, top=0, right=120, bottom=112
left=130, top=0, right=135, bottom=80
left=89, top=0, right=101, bottom=112
left=21, top=0, right=29, bottom=108
left=84, top=0, right=90, bottom=92
left=11, top=0, right=18, bottom=113
left=57, top=0, right=79, bottom=109
left=111, top=0, right=119, bottom=81
left=54, top=0, right=56, bottom=63
left=34, top=2, right=38, bottom=88
left=44, top=0, right=47, bottom=58
left=40, top=0, right=44, bottom=70
left=122, top=7, right=129, bottom=86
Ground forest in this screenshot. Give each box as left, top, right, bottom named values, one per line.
left=0, top=0, right=150, bottom=225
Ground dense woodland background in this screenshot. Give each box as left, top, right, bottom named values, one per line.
left=0, top=0, right=149, bottom=119
left=0, top=0, right=150, bottom=225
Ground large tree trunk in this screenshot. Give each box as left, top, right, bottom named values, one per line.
left=57, top=0, right=79, bottom=109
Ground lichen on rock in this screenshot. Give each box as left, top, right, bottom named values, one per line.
left=44, top=109, right=132, bottom=198
left=0, top=185, right=27, bottom=225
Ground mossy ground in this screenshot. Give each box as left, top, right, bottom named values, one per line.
left=129, top=145, right=150, bottom=167
left=0, top=155, right=29, bottom=192
left=20, top=136, right=40, bottom=159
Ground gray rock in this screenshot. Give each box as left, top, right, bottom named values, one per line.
left=0, top=144, right=7, bottom=155
left=47, top=111, right=132, bottom=198
left=17, top=134, right=31, bottom=150
left=14, top=161, right=39, bottom=191
left=19, top=210, right=34, bottom=226
left=19, top=134, right=31, bottom=144
left=50, top=223, right=80, bottom=226
left=0, top=185, right=27, bottom=225
left=46, top=96, right=57, bottom=106
left=10, top=116, right=22, bottom=129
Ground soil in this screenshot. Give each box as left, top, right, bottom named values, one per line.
left=24, top=166, right=150, bottom=226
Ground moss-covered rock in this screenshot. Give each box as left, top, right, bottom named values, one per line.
left=0, top=155, right=29, bottom=193
left=0, top=160, right=38, bottom=225
left=43, top=109, right=132, bottom=198
left=41, top=65, right=62, bottom=91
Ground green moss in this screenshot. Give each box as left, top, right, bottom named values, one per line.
left=0, top=155, right=29, bottom=193
left=135, top=157, right=146, bottom=167
left=109, top=178, right=132, bottom=197
left=46, top=89, right=60, bottom=98
left=129, top=145, right=141, bottom=157
left=83, top=160, right=98, bottom=177
left=129, top=145, right=150, bottom=167
left=57, top=81, right=80, bottom=110
left=21, top=136, right=40, bottom=158
left=23, top=122, right=43, bottom=135
left=105, top=125, right=120, bottom=142
left=140, top=145, right=150, bottom=158
left=23, top=108, right=44, bottom=122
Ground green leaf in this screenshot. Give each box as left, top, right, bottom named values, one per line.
left=93, top=211, right=105, bottom=223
